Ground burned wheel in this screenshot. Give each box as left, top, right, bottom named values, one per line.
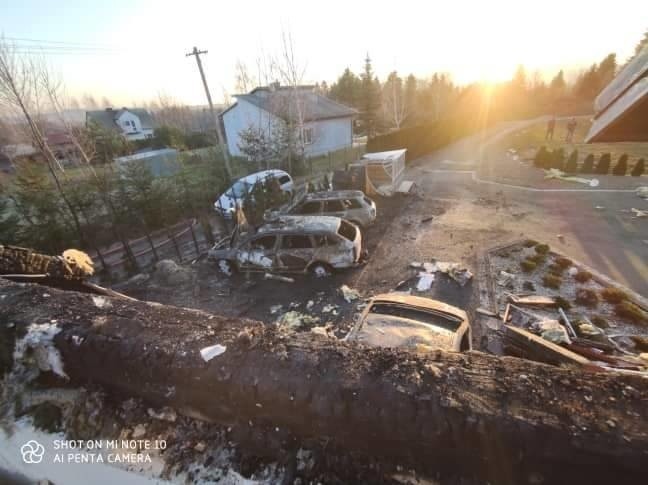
left=216, top=259, right=235, bottom=276
left=310, top=262, right=332, bottom=278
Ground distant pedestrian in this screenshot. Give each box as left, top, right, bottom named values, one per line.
left=565, top=118, right=577, bottom=142
left=545, top=116, right=556, bottom=141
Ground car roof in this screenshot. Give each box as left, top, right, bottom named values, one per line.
left=369, top=293, right=468, bottom=320
left=304, top=190, right=365, bottom=201
left=256, top=215, right=341, bottom=235
left=237, top=170, right=290, bottom=184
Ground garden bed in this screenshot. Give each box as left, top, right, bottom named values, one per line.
left=485, top=240, right=648, bottom=357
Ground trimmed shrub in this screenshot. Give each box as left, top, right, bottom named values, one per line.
left=596, top=153, right=611, bottom=174
left=600, top=287, right=628, bottom=304
left=574, top=270, right=592, bottom=283
left=551, top=148, right=565, bottom=170
left=554, top=256, right=572, bottom=269
left=580, top=153, right=595, bottom=173
left=520, top=259, right=537, bottom=272
left=522, top=281, right=535, bottom=291
left=564, top=150, right=578, bottom=173
left=612, top=154, right=628, bottom=176
left=523, top=239, right=538, bottom=248
left=534, top=147, right=549, bottom=169
left=631, top=158, right=645, bottom=177
left=591, top=315, right=609, bottom=328
left=615, top=301, right=648, bottom=325
left=549, top=262, right=566, bottom=275
left=554, top=296, right=572, bottom=310
left=542, top=273, right=562, bottom=289
left=575, top=288, right=599, bottom=307
left=535, top=243, right=550, bottom=255
left=529, top=253, right=547, bottom=264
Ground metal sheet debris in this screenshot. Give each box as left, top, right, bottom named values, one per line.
left=200, top=344, right=227, bottom=362
left=544, top=168, right=600, bottom=187
left=264, top=273, right=295, bottom=283
left=416, top=273, right=435, bottom=291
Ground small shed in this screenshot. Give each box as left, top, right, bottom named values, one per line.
left=348, top=149, right=407, bottom=196
left=114, top=148, right=180, bottom=177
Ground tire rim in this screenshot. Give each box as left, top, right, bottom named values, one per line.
left=313, top=265, right=328, bottom=278
left=218, top=260, right=232, bottom=275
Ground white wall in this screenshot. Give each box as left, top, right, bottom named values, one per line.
left=116, top=111, right=154, bottom=141
left=223, top=99, right=353, bottom=158
left=305, top=117, right=353, bottom=157
left=223, top=99, right=276, bottom=157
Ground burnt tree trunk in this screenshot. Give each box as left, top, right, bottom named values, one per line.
left=1, top=279, right=647, bottom=484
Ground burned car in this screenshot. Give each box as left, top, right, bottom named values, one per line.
left=346, top=293, right=472, bottom=352
left=208, top=215, right=362, bottom=277
left=285, top=190, right=376, bottom=228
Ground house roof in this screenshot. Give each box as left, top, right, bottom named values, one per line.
left=585, top=48, right=648, bottom=143
left=86, top=108, right=154, bottom=131
left=223, top=85, right=357, bottom=122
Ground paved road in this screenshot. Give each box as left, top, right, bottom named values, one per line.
left=407, top=122, right=648, bottom=297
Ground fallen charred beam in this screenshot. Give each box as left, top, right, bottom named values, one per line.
left=1, top=279, right=647, bottom=484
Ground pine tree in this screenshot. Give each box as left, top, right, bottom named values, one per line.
left=360, top=54, right=380, bottom=137
left=612, top=154, right=628, bottom=176
left=631, top=158, right=645, bottom=176
left=565, top=149, right=578, bottom=173
left=534, top=146, right=549, bottom=168
left=551, top=148, right=565, bottom=170
left=596, top=153, right=611, bottom=174
left=581, top=153, right=595, bottom=173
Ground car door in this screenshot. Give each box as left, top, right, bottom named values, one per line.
left=323, top=199, right=346, bottom=218
left=276, top=234, right=316, bottom=271
left=294, top=200, right=322, bottom=215
left=236, top=235, right=278, bottom=271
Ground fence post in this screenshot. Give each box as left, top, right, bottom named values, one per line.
left=189, top=222, right=200, bottom=256
left=328, top=151, right=332, bottom=171
left=168, top=231, right=182, bottom=261
left=145, top=231, right=159, bottom=262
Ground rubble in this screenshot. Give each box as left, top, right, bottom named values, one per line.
left=636, top=186, right=648, bottom=199
left=264, top=273, right=295, bottom=283
left=153, top=259, right=193, bottom=285
left=631, top=208, right=647, bottom=218
left=416, top=273, right=435, bottom=291
left=339, top=284, right=361, bottom=302
left=543, top=168, right=600, bottom=187
left=2, top=279, right=648, bottom=484
left=276, top=311, right=320, bottom=330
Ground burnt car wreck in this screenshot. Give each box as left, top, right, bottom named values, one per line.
left=208, top=215, right=363, bottom=277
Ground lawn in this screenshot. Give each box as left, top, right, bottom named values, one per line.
left=500, top=117, right=648, bottom=167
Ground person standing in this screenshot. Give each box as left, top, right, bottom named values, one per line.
left=566, top=118, right=577, bottom=142
left=546, top=116, right=556, bottom=140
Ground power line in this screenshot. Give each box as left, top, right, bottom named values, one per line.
left=2, top=36, right=115, bottom=49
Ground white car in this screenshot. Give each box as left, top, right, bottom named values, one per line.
left=214, top=169, right=293, bottom=218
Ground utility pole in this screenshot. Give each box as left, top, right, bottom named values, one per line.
left=186, top=46, right=232, bottom=178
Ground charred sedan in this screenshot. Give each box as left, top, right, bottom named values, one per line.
left=346, top=293, right=472, bottom=352
left=208, top=215, right=362, bottom=277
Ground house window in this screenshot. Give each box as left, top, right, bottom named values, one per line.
left=302, top=127, right=314, bottom=145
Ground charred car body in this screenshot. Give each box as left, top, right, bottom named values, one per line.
left=208, top=215, right=363, bottom=277
left=346, top=293, right=472, bottom=352
left=284, top=190, right=376, bottom=228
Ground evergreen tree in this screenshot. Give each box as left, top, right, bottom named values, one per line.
left=565, top=149, right=578, bottom=173
left=551, top=148, right=565, bottom=170
left=404, top=74, right=417, bottom=123
left=581, top=153, right=595, bottom=173
left=631, top=158, right=645, bottom=176
left=596, top=153, right=611, bottom=174
left=360, top=54, right=380, bottom=136
left=534, top=146, right=549, bottom=168
left=328, top=68, right=362, bottom=109
left=633, top=30, right=648, bottom=58
left=612, top=154, right=628, bottom=176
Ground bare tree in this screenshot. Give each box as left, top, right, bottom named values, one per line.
left=234, top=60, right=253, bottom=93
left=382, top=71, right=407, bottom=129
left=82, top=93, right=98, bottom=109
left=0, top=38, right=84, bottom=241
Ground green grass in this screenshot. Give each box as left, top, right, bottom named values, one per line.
left=499, top=118, right=648, bottom=171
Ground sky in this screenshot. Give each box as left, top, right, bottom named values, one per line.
left=2, top=0, right=646, bottom=106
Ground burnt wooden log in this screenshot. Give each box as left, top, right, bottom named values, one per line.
left=1, top=279, right=647, bottom=484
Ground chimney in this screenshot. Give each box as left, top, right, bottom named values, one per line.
left=270, top=81, right=280, bottom=91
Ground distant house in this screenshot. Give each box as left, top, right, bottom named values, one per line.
left=86, top=107, right=154, bottom=141
left=221, top=84, right=357, bottom=158
left=45, top=131, right=76, bottom=162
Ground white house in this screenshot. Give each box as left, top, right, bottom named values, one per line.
left=86, top=107, right=154, bottom=141
left=221, top=84, right=357, bottom=158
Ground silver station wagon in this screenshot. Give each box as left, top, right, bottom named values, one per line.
left=208, top=215, right=363, bottom=277
left=285, top=190, right=376, bottom=228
